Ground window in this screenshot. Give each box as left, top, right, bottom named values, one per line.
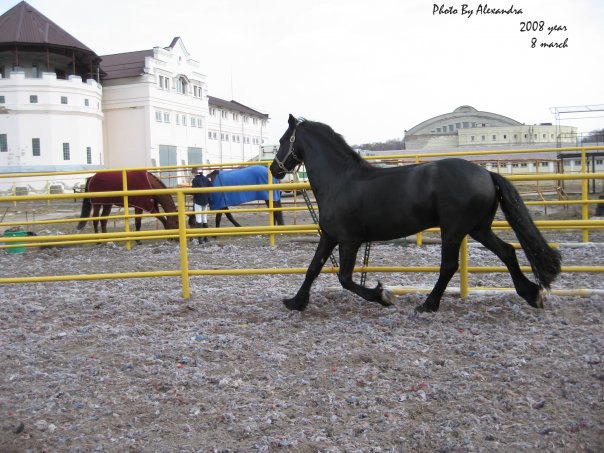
left=481, top=135, right=485, bottom=141
left=176, top=77, right=187, bottom=94
left=210, top=107, right=216, bottom=116
left=253, top=118, right=258, bottom=125
left=470, top=136, right=475, bottom=142
left=155, top=111, right=162, bottom=122
left=163, top=112, right=170, bottom=123
left=181, top=115, right=187, bottom=126
left=30, top=95, right=38, bottom=103
left=190, top=116, right=195, bottom=127
left=503, top=135, right=507, bottom=139
left=62, top=143, right=70, bottom=160
left=436, top=127, right=441, bottom=133
left=176, top=114, right=180, bottom=125
left=0, top=95, right=5, bottom=103
left=543, top=134, right=547, bottom=139
left=0, top=134, right=7, bottom=152
left=158, top=75, right=170, bottom=90
left=197, top=118, right=202, bottom=128
left=32, top=138, right=40, bottom=156
left=448, top=125, right=454, bottom=132
left=208, top=131, right=213, bottom=139
left=492, top=135, right=497, bottom=141
left=86, top=147, right=92, bottom=164
left=84, top=98, right=89, bottom=107
left=455, top=123, right=461, bottom=129
left=221, top=110, right=228, bottom=119
left=61, top=96, right=68, bottom=104
left=462, top=122, right=469, bottom=128
left=233, top=113, right=239, bottom=121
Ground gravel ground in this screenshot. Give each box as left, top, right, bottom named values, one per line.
left=0, top=223, right=603, bottom=451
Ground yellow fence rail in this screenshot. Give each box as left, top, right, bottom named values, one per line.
left=2, top=147, right=604, bottom=299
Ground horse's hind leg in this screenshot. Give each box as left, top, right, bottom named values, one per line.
left=416, top=236, right=464, bottom=313
left=284, top=233, right=337, bottom=311
left=225, top=211, right=241, bottom=227
left=134, top=208, right=142, bottom=245
left=337, top=242, right=395, bottom=307
left=470, top=228, right=541, bottom=308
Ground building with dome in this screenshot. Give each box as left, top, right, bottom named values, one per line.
left=403, top=105, right=578, bottom=152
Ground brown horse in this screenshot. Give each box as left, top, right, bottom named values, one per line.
left=76, top=171, right=178, bottom=240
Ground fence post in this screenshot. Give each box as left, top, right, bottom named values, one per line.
left=267, top=164, right=275, bottom=247
left=176, top=191, right=191, bottom=299
left=415, top=154, right=423, bottom=246
left=581, top=147, right=589, bottom=243
left=121, top=170, right=132, bottom=250
left=460, top=235, right=469, bottom=299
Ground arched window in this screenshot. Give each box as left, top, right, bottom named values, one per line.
left=176, top=76, right=188, bottom=94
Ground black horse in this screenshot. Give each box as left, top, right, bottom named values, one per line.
left=270, top=114, right=561, bottom=313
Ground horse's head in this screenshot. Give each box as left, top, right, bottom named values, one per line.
left=270, top=114, right=304, bottom=180
left=207, top=169, right=219, bottom=183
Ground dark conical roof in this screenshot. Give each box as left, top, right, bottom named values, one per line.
left=0, top=1, right=95, bottom=54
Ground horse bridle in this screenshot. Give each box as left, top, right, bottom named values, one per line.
left=274, top=122, right=304, bottom=174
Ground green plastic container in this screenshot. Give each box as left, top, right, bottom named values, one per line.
left=3, top=230, right=27, bottom=254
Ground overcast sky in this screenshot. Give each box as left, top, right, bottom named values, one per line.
left=3, top=0, right=603, bottom=144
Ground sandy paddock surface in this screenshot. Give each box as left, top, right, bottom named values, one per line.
left=0, top=206, right=603, bottom=451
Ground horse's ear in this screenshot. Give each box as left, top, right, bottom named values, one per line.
left=288, top=114, right=296, bottom=127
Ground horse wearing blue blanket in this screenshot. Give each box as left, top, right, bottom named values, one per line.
left=208, top=165, right=284, bottom=228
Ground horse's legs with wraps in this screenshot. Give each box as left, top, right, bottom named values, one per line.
left=337, top=242, right=395, bottom=307
left=416, top=235, right=464, bottom=313
left=470, top=228, right=542, bottom=308
left=284, top=233, right=337, bottom=311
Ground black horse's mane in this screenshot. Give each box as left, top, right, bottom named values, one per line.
left=300, top=120, right=369, bottom=167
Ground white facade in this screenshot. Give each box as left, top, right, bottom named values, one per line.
left=206, top=100, right=268, bottom=163
left=0, top=69, right=103, bottom=191
left=102, top=39, right=209, bottom=173
left=102, top=38, right=269, bottom=183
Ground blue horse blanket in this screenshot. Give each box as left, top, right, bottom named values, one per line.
left=210, top=165, right=281, bottom=210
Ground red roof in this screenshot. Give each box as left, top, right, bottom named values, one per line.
left=0, top=1, right=95, bottom=53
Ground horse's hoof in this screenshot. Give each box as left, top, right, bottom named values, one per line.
left=415, top=303, right=438, bottom=313
left=379, top=288, right=396, bottom=307
left=283, top=297, right=306, bottom=311
left=531, top=290, right=545, bottom=309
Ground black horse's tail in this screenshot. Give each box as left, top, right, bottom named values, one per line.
left=491, top=172, right=561, bottom=289
left=76, top=178, right=92, bottom=231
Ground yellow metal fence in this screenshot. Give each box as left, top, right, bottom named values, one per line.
left=1, top=147, right=604, bottom=299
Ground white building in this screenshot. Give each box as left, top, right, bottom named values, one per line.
left=0, top=1, right=270, bottom=191
left=0, top=1, right=104, bottom=191
left=100, top=38, right=269, bottom=183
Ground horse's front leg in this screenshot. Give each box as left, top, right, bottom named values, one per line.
left=337, top=242, right=395, bottom=307
left=284, top=233, right=337, bottom=311
left=100, top=205, right=111, bottom=234
left=415, top=236, right=463, bottom=313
